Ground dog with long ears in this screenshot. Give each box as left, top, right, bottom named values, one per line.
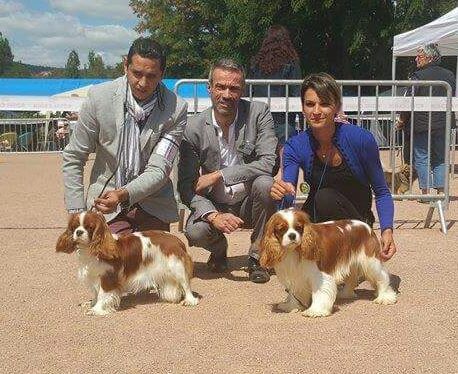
left=260, top=209, right=397, bottom=317
left=56, top=211, right=199, bottom=315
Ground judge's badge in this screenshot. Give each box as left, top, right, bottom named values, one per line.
left=299, top=182, right=310, bottom=194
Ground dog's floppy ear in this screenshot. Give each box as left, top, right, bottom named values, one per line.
left=88, top=213, right=118, bottom=260
left=296, top=211, right=319, bottom=261
left=56, top=214, right=78, bottom=253
left=260, top=214, right=285, bottom=268
left=56, top=229, right=77, bottom=253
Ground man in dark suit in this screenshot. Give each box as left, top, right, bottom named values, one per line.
left=178, top=58, right=278, bottom=283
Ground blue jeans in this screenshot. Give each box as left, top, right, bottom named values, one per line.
left=412, top=130, right=445, bottom=189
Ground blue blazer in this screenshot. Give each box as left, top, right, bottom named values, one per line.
left=282, top=123, right=394, bottom=231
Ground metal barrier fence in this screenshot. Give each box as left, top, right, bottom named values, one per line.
left=174, top=79, right=455, bottom=233
left=0, top=117, right=73, bottom=152
left=0, top=79, right=454, bottom=232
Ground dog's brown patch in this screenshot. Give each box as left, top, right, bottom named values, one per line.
left=142, top=230, right=194, bottom=277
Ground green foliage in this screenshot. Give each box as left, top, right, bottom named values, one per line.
left=84, top=50, right=106, bottom=78
left=65, top=50, right=80, bottom=78
left=130, top=0, right=456, bottom=80
left=393, top=0, right=457, bottom=78
left=2, top=62, right=32, bottom=77
left=0, top=32, right=14, bottom=75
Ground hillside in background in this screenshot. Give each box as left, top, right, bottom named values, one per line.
left=2, top=61, right=63, bottom=78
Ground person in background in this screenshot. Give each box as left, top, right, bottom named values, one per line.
left=271, top=73, right=396, bottom=261
left=397, top=43, right=456, bottom=195
left=62, top=37, right=187, bottom=234
left=249, top=25, right=303, bottom=148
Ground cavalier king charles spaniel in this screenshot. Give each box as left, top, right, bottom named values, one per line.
left=56, top=211, right=199, bottom=315
left=260, top=209, right=397, bottom=317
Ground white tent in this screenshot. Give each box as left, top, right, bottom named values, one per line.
left=392, top=6, right=458, bottom=88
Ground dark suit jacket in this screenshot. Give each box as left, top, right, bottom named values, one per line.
left=178, top=99, right=277, bottom=218
left=401, top=63, right=456, bottom=133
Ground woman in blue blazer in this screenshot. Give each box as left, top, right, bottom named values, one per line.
left=270, top=73, right=397, bottom=261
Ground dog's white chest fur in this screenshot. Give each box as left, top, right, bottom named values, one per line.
left=76, top=248, right=113, bottom=288
left=274, top=250, right=316, bottom=307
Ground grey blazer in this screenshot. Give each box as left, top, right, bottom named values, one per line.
left=62, top=76, right=188, bottom=223
left=178, top=99, right=277, bottom=218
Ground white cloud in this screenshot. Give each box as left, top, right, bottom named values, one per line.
left=0, top=3, right=140, bottom=67
left=49, top=0, right=136, bottom=21
left=0, top=0, right=23, bottom=15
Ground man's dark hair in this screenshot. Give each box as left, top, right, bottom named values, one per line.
left=126, top=37, right=166, bottom=71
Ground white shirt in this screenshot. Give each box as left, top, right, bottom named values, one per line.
left=210, top=110, right=247, bottom=205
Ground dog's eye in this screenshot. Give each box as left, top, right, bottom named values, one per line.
left=274, top=225, right=287, bottom=239
left=294, top=224, right=303, bottom=232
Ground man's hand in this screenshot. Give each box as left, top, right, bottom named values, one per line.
left=94, top=188, right=129, bottom=214
left=207, top=212, right=244, bottom=234
left=270, top=179, right=296, bottom=201
left=380, top=228, right=397, bottom=261
left=195, top=171, right=222, bottom=194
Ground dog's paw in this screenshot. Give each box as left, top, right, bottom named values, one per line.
left=85, top=307, right=112, bottom=316
left=181, top=295, right=199, bottom=306
left=302, top=307, right=332, bottom=318
left=373, top=290, right=397, bottom=305
left=79, top=300, right=94, bottom=309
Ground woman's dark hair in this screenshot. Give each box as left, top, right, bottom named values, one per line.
left=251, top=25, right=299, bottom=75
left=126, top=37, right=166, bottom=72
left=300, top=73, right=342, bottom=108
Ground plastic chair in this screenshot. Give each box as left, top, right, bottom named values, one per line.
left=0, top=132, right=17, bottom=151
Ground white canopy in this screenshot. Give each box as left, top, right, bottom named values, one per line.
left=393, top=7, right=458, bottom=57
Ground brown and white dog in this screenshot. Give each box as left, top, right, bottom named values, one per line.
left=383, top=163, right=417, bottom=195
left=56, top=211, right=199, bottom=315
left=260, top=209, right=397, bottom=317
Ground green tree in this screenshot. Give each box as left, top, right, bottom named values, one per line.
left=0, top=32, right=14, bottom=75
left=3, top=62, right=31, bottom=77
left=65, top=50, right=80, bottom=78
left=130, top=0, right=455, bottom=80
left=105, top=60, right=125, bottom=78
left=86, top=50, right=106, bottom=78
left=393, top=0, right=456, bottom=78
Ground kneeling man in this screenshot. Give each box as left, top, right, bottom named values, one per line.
left=178, top=58, right=278, bottom=283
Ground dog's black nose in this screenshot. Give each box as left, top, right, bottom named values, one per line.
left=288, top=232, right=296, bottom=241
left=75, top=229, right=84, bottom=237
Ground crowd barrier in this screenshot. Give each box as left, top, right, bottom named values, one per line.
left=0, top=117, right=73, bottom=152
left=0, top=79, right=454, bottom=233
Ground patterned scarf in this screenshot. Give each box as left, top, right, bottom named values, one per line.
left=115, top=77, right=158, bottom=189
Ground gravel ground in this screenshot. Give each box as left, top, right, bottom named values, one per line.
left=0, top=153, right=457, bottom=374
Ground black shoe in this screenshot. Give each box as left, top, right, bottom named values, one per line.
left=207, top=252, right=228, bottom=273
left=248, top=257, right=270, bottom=283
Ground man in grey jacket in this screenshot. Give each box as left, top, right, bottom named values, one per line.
left=62, top=37, right=187, bottom=233
left=178, top=59, right=278, bottom=283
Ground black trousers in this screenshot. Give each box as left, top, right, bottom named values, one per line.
left=303, top=188, right=374, bottom=227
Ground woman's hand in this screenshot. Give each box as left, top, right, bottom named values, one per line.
left=380, top=228, right=397, bottom=261
left=270, top=179, right=296, bottom=201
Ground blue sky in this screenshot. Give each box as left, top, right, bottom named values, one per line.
left=0, top=0, right=141, bottom=67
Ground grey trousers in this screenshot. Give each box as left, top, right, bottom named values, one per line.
left=184, top=175, right=276, bottom=260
